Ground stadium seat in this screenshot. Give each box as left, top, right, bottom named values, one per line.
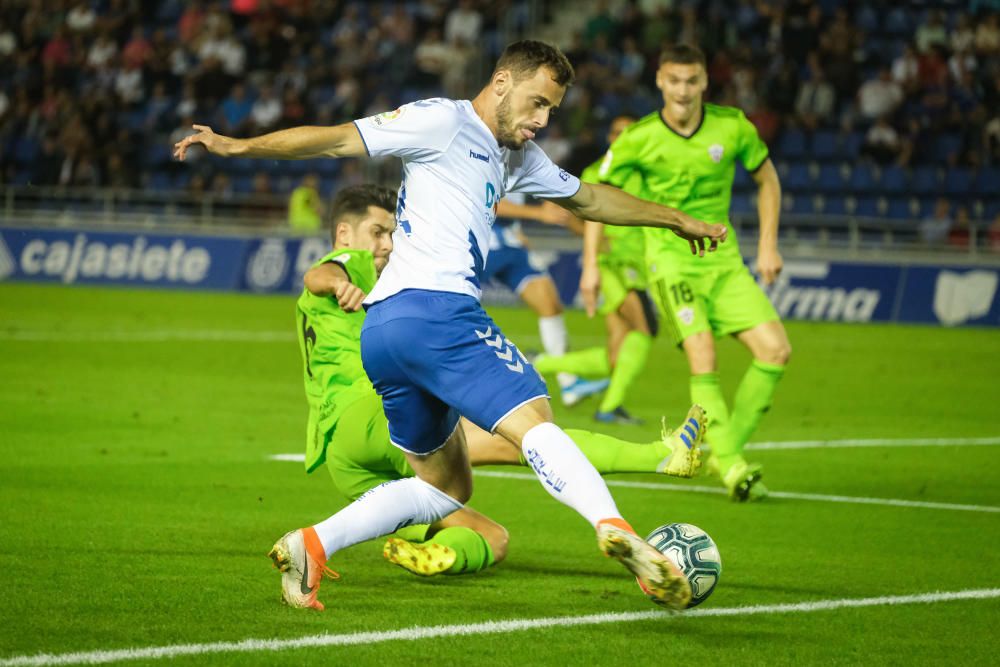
left=848, top=165, right=878, bottom=194
left=842, top=131, right=863, bottom=159
left=811, top=130, right=839, bottom=161
left=880, top=165, right=907, bottom=194
left=775, top=129, right=807, bottom=160
left=784, top=162, right=813, bottom=192
left=787, top=194, right=815, bottom=215
left=730, top=193, right=753, bottom=214
left=974, top=167, right=1000, bottom=193
left=815, top=164, right=845, bottom=193
left=854, top=196, right=880, bottom=218
left=943, top=168, right=972, bottom=196
left=733, top=166, right=751, bottom=189
left=911, top=167, right=941, bottom=194
left=822, top=195, right=850, bottom=216
left=885, top=197, right=914, bottom=220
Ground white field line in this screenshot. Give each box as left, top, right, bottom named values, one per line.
left=747, top=436, right=1000, bottom=450
left=473, top=470, right=1000, bottom=514
left=268, top=455, right=1000, bottom=514
left=2, top=588, right=998, bottom=666
left=0, top=330, right=294, bottom=343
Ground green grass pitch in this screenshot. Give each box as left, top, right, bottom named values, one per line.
left=1, top=283, right=999, bottom=665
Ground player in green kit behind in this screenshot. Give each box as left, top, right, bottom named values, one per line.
left=596, top=44, right=791, bottom=502
left=280, top=184, right=706, bottom=608
left=535, top=115, right=658, bottom=425
left=292, top=184, right=508, bottom=589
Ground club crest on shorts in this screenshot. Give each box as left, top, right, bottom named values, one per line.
left=707, top=144, right=725, bottom=163
left=677, top=306, right=695, bottom=325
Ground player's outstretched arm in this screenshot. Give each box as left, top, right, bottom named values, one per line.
left=554, top=182, right=727, bottom=257
left=172, top=123, right=367, bottom=162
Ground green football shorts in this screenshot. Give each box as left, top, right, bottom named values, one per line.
left=648, top=260, right=779, bottom=346
left=598, top=254, right=647, bottom=316
left=323, top=391, right=414, bottom=501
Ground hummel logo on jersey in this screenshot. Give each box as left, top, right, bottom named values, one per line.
left=708, top=144, right=725, bottom=163
left=469, top=150, right=489, bottom=163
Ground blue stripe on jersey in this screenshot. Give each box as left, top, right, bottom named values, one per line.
left=466, top=231, right=485, bottom=289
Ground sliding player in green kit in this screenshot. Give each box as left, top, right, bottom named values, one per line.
left=292, top=184, right=706, bottom=582
left=593, top=45, right=791, bottom=502
left=534, top=115, right=658, bottom=425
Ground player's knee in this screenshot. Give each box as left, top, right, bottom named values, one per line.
left=761, top=339, right=792, bottom=366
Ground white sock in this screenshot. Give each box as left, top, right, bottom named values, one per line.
left=538, top=314, right=576, bottom=389
left=312, top=477, right=462, bottom=559
left=521, top=422, right=622, bottom=527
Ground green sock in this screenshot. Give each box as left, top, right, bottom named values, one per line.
left=429, top=526, right=496, bottom=575
left=564, top=428, right=667, bottom=473
left=599, top=331, right=651, bottom=412
left=690, top=372, right=739, bottom=471
left=534, top=347, right=609, bottom=378
left=728, top=359, right=785, bottom=455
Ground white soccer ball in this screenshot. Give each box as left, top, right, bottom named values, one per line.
left=645, top=522, right=722, bottom=608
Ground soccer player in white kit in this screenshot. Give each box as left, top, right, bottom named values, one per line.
left=174, top=41, right=726, bottom=611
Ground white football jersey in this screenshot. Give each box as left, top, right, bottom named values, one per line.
left=354, top=98, right=580, bottom=304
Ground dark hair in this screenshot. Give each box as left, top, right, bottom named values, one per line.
left=658, top=43, right=707, bottom=68
left=494, top=40, right=575, bottom=87
left=329, top=184, right=397, bottom=233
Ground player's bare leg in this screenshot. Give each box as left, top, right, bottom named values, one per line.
left=404, top=422, right=474, bottom=504
left=495, top=398, right=691, bottom=610
left=523, top=276, right=609, bottom=406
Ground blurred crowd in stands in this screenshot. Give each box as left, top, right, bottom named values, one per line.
left=0, top=0, right=999, bottom=247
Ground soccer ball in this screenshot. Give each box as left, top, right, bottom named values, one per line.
left=645, top=522, right=722, bottom=608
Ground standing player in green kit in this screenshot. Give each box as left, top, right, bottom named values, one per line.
left=534, top=115, right=657, bottom=425
left=594, top=44, right=790, bottom=501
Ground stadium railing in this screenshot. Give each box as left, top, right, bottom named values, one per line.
left=1, top=184, right=995, bottom=257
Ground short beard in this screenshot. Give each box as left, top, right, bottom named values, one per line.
left=495, top=93, right=523, bottom=149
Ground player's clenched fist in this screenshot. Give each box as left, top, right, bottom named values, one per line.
left=335, top=281, right=366, bottom=312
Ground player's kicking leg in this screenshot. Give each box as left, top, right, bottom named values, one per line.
left=495, top=397, right=692, bottom=610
